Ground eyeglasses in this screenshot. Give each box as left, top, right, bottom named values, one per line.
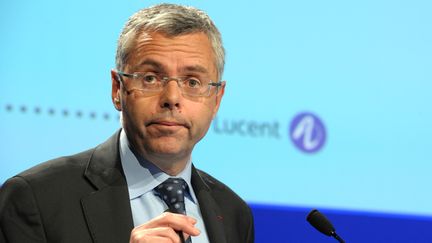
left=115, top=71, right=223, bottom=97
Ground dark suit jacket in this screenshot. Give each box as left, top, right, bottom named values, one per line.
left=0, top=131, right=254, bottom=243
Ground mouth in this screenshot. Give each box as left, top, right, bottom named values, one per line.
left=147, top=119, right=190, bottom=129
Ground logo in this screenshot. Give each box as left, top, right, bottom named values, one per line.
left=290, top=112, right=326, bottom=153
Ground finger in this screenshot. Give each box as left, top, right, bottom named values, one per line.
left=130, top=227, right=179, bottom=243
left=186, top=216, right=197, bottom=224
left=182, top=231, right=193, bottom=242
left=145, top=213, right=200, bottom=236
left=130, top=235, right=173, bottom=243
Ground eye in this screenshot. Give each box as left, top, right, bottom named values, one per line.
left=185, top=77, right=202, bottom=88
left=141, top=73, right=159, bottom=84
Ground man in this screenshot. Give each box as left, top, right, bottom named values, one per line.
left=0, top=4, right=254, bottom=243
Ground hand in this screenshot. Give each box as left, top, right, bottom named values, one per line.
left=129, top=212, right=200, bottom=243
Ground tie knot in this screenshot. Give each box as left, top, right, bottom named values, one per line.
left=154, top=178, right=188, bottom=214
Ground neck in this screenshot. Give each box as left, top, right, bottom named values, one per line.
left=147, top=152, right=190, bottom=176
left=131, top=145, right=190, bottom=176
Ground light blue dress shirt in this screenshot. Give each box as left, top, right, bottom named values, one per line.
left=119, top=130, right=209, bottom=243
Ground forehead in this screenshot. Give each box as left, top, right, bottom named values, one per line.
left=126, top=31, right=217, bottom=76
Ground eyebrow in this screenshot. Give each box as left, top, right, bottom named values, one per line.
left=135, top=59, right=165, bottom=71
left=135, top=59, right=209, bottom=75
left=180, top=65, right=209, bottom=74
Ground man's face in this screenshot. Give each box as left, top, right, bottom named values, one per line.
left=111, top=32, right=224, bottom=171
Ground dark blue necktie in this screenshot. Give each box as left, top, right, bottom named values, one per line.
left=154, top=178, right=191, bottom=243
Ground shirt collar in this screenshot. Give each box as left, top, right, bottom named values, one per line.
left=119, top=129, right=197, bottom=203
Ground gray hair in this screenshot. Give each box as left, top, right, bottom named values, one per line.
left=115, top=3, right=225, bottom=80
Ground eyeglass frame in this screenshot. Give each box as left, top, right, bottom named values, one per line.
left=113, top=70, right=224, bottom=97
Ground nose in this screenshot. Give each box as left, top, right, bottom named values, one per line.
left=159, top=80, right=181, bottom=110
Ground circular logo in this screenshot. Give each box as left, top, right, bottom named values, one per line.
left=290, top=112, right=326, bottom=153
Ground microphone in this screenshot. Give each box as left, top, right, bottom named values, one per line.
left=306, top=209, right=345, bottom=243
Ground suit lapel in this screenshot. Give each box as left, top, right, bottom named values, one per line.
left=81, top=131, right=134, bottom=243
left=192, top=167, right=227, bottom=243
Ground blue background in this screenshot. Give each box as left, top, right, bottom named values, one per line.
left=1, top=0, right=432, bottom=242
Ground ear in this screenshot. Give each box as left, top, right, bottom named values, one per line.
left=212, top=81, right=226, bottom=119
left=111, top=70, right=122, bottom=111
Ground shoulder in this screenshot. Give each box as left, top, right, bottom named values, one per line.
left=16, top=148, right=95, bottom=184
left=194, top=168, right=255, bottom=242
left=0, top=147, right=99, bottom=215
left=0, top=147, right=103, bottom=243
left=0, top=148, right=98, bottom=201
left=196, top=169, right=245, bottom=201
left=4, top=131, right=120, bottom=187
left=195, top=168, right=252, bottom=215
left=0, top=147, right=93, bottom=201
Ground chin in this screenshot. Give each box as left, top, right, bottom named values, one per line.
left=147, top=142, right=188, bottom=157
